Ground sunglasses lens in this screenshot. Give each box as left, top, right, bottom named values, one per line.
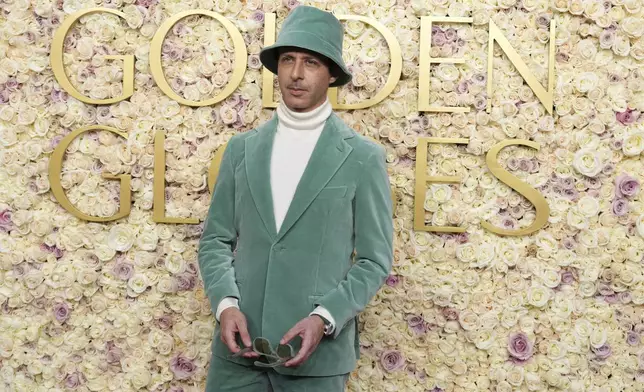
left=276, top=344, right=294, bottom=359
left=254, top=338, right=271, bottom=355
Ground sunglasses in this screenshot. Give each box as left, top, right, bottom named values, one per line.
left=230, top=337, right=296, bottom=368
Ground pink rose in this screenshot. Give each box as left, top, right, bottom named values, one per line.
left=380, top=350, right=405, bottom=372
left=615, top=173, right=640, bottom=198
left=508, top=332, right=533, bottom=363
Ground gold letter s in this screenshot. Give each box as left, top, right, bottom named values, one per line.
left=483, top=140, right=550, bottom=236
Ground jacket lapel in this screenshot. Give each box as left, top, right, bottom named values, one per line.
left=245, top=115, right=278, bottom=240
left=274, top=114, right=354, bottom=243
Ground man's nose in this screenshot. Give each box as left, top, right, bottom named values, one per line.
left=290, top=59, right=304, bottom=80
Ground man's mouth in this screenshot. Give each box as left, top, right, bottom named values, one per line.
left=288, top=87, right=306, bottom=96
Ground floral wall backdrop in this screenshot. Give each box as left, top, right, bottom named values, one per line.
left=1, top=0, right=644, bottom=391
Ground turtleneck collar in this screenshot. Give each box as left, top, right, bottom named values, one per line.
left=276, top=98, right=332, bottom=131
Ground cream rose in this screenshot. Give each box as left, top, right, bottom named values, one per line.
left=572, top=148, right=603, bottom=177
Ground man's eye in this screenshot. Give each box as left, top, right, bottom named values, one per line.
left=306, top=59, right=318, bottom=66
left=280, top=57, right=293, bottom=63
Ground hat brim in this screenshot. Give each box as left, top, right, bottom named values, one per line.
left=259, top=32, right=352, bottom=88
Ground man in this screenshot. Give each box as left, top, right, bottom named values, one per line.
left=198, top=5, right=393, bottom=391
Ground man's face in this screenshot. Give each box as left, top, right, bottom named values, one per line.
left=277, top=48, right=337, bottom=113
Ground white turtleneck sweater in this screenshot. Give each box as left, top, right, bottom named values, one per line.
left=216, top=99, right=337, bottom=334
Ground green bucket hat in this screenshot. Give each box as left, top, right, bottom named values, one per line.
left=260, top=6, right=352, bottom=87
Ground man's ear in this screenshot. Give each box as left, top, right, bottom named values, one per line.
left=329, top=76, right=337, bottom=85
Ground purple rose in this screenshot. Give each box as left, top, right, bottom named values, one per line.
left=156, top=315, right=173, bottom=330
left=113, top=262, right=134, bottom=280
left=508, top=332, right=533, bottom=362
left=106, top=345, right=123, bottom=364
left=561, top=237, right=576, bottom=250
left=385, top=275, right=400, bottom=287
left=170, top=354, right=196, bottom=380
left=561, top=269, right=577, bottom=284
left=54, top=302, right=71, bottom=323
left=627, top=331, right=640, bottom=346
left=603, top=294, right=619, bottom=304
left=611, top=198, right=628, bottom=216
left=0, top=210, right=12, bottom=230
left=507, top=157, right=519, bottom=171
left=380, top=350, right=405, bottom=372
left=471, top=73, right=486, bottom=85
left=616, top=109, right=640, bottom=125
left=248, top=54, right=262, bottom=70
left=251, top=10, right=264, bottom=22
left=442, top=307, right=459, bottom=321
left=454, top=232, right=469, bottom=244
left=432, top=32, right=447, bottom=47
left=501, top=217, right=516, bottom=229
left=175, top=273, right=196, bottom=291
left=598, top=283, right=614, bottom=296
left=455, top=80, right=469, bottom=94
left=615, top=174, right=640, bottom=198
left=407, top=315, right=426, bottom=334
left=599, top=30, right=616, bottom=49
left=536, top=14, right=550, bottom=28
left=285, top=0, right=299, bottom=10
left=592, top=344, right=612, bottom=360
left=64, top=372, right=84, bottom=389
left=619, top=291, right=632, bottom=304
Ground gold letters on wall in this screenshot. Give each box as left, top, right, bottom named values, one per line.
left=414, top=137, right=550, bottom=236
left=49, top=126, right=132, bottom=221
left=50, top=8, right=555, bottom=113
left=49, top=9, right=555, bottom=235
left=51, top=9, right=135, bottom=105
left=149, top=10, right=247, bottom=107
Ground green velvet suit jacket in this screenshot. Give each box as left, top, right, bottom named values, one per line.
left=198, top=113, right=394, bottom=377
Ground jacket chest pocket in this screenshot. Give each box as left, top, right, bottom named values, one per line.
left=316, top=186, right=348, bottom=199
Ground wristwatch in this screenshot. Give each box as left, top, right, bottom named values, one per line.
left=315, top=314, right=333, bottom=336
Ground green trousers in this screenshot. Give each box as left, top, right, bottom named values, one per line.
left=205, top=355, right=349, bottom=392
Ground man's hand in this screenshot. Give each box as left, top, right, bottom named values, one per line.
left=280, top=315, right=326, bottom=367
left=220, top=307, right=259, bottom=359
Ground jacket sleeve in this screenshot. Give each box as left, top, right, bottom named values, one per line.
left=313, top=144, right=394, bottom=338
left=198, top=137, right=241, bottom=316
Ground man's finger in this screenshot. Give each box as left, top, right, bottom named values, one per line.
left=280, top=323, right=305, bottom=344
left=285, top=334, right=313, bottom=367
left=237, top=319, right=252, bottom=348
left=280, top=324, right=302, bottom=345
left=222, top=325, right=241, bottom=353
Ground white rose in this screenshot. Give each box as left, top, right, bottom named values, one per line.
left=456, top=243, right=476, bottom=263
left=473, top=329, right=495, bottom=350
left=623, top=132, right=644, bottom=156
left=541, top=269, right=561, bottom=289
left=165, top=253, right=186, bottom=275
left=528, top=286, right=551, bottom=307
left=636, top=215, right=644, bottom=238
left=589, top=328, right=607, bottom=348
left=128, top=367, right=151, bottom=389
left=136, top=230, right=158, bottom=251
left=107, top=225, right=134, bottom=252
left=128, top=273, right=149, bottom=295
left=577, top=196, right=600, bottom=217
left=572, top=148, right=603, bottom=177
left=430, top=184, right=452, bottom=203
left=506, top=366, right=524, bottom=386
left=574, top=72, right=598, bottom=93
left=621, top=17, right=644, bottom=38
left=458, top=310, right=479, bottom=331
left=567, top=209, right=589, bottom=230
